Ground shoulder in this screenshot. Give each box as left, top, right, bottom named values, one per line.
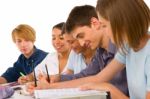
left=68, top=50, right=83, bottom=59
left=46, top=52, right=58, bottom=58
left=36, top=48, right=48, bottom=55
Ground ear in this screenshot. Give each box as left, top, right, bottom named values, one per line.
left=90, top=17, right=100, bottom=30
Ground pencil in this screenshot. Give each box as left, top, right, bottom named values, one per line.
left=45, top=64, right=50, bottom=83
left=20, top=72, right=25, bottom=77
left=32, top=60, right=37, bottom=87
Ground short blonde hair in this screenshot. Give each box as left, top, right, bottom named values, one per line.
left=12, top=24, right=36, bottom=43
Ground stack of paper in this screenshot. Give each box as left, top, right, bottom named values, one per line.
left=34, top=88, right=107, bottom=99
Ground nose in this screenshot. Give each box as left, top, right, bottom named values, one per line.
left=78, top=39, right=85, bottom=47
left=20, top=41, right=28, bottom=47
left=54, top=38, right=61, bottom=45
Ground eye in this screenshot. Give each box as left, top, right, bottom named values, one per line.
left=59, top=35, right=64, bottom=40
left=102, top=25, right=107, bottom=28
left=77, top=34, right=84, bottom=39
left=24, top=39, right=30, bottom=42
left=52, top=37, right=56, bottom=40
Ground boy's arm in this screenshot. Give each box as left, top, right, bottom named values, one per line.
left=50, top=59, right=125, bottom=89
left=0, top=77, right=7, bottom=84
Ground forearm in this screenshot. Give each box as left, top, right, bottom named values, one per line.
left=0, top=77, right=7, bottom=84
left=50, top=75, right=99, bottom=88
left=61, top=66, right=99, bottom=81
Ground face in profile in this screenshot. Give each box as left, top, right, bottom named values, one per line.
left=15, top=36, right=34, bottom=57
left=72, top=25, right=101, bottom=50
left=63, top=33, right=84, bottom=54
left=52, top=28, right=70, bottom=53
left=98, top=14, right=114, bottom=43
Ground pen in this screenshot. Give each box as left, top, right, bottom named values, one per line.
left=45, top=64, right=50, bottom=83
left=20, top=72, right=25, bottom=77
left=32, top=60, right=37, bottom=87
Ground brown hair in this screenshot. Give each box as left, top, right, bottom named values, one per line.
left=12, top=24, right=36, bottom=43
left=53, top=22, right=65, bottom=30
left=96, top=0, right=150, bottom=50
left=65, top=5, right=98, bottom=33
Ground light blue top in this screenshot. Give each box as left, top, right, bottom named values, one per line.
left=115, top=39, right=150, bottom=99
left=66, top=50, right=87, bottom=74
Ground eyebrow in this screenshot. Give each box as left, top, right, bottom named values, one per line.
left=76, top=32, right=83, bottom=39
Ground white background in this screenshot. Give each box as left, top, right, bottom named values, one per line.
left=0, top=0, right=149, bottom=75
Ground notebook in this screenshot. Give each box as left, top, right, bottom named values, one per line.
left=34, top=88, right=107, bottom=99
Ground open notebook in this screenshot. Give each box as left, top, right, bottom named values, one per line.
left=34, top=88, right=108, bottom=99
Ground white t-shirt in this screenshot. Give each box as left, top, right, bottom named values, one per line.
left=35, top=52, right=68, bottom=77
left=66, top=50, right=87, bottom=74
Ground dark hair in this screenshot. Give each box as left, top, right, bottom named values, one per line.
left=65, top=5, right=98, bottom=34
left=96, top=0, right=150, bottom=50
left=61, top=23, right=66, bottom=35
left=53, top=22, right=65, bottom=30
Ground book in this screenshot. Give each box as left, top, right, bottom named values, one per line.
left=34, top=88, right=107, bottom=99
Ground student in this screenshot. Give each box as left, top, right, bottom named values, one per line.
left=80, top=0, right=150, bottom=98
left=0, top=24, right=48, bottom=84
left=18, top=22, right=71, bottom=84
left=62, top=25, right=96, bottom=74
left=26, top=5, right=128, bottom=96
left=35, top=22, right=71, bottom=75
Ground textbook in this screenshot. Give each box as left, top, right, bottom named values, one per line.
left=34, top=88, right=108, bottom=99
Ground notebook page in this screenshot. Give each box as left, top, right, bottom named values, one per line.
left=34, top=88, right=107, bottom=99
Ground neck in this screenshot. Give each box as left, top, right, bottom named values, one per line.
left=99, top=34, right=110, bottom=51
left=58, top=50, right=70, bottom=59
left=24, top=48, right=34, bottom=58
left=82, top=49, right=95, bottom=64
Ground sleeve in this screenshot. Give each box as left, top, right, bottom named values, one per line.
left=35, top=53, right=59, bottom=76
left=65, top=50, right=75, bottom=71
left=145, top=55, right=150, bottom=91
left=1, top=62, right=20, bottom=82
left=60, top=50, right=102, bottom=81
left=115, top=51, right=126, bottom=65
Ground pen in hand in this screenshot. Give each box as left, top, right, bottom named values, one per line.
left=45, top=64, right=50, bottom=83
left=20, top=72, right=25, bottom=77
left=32, top=60, right=37, bottom=87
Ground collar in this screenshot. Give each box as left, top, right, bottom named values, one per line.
left=108, top=40, right=117, bottom=54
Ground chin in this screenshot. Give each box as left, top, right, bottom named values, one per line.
left=90, top=46, right=96, bottom=50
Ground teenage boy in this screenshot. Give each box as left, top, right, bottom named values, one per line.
left=0, top=24, right=48, bottom=84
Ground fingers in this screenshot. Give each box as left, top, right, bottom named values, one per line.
left=50, top=74, right=60, bottom=83
left=26, top=82, right=35, bottom=94
left=18, top=76, right=29, bottom=84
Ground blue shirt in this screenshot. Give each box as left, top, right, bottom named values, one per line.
left=115, top=39, right=150, bottom=99
left=61, top=41, right=128, bottom=96
left=1, top=46, right=48, bottom=82
left=66, top=50, right=87, bottom=74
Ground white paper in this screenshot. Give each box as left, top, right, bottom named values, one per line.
left=34, top=88, right=107, bottom=99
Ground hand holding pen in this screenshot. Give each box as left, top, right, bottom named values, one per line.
left=45, top=64, right=50, bottom=83
left=38, top=64, right=50, bottom=83
left=18, top=72, right=30, bottom=84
